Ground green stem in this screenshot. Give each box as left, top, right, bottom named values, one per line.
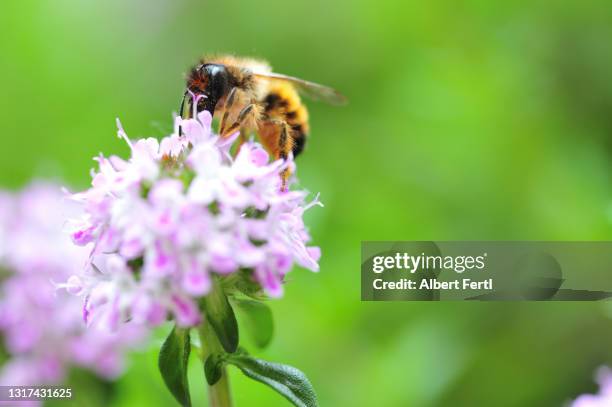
left=198, top=320, right=233, bottom=407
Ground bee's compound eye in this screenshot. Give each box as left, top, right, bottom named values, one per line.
left=195, top=63, right=229, bottom=115
left=202, top=64, right=225, bottom=78
left=202, top=64, right=229, bottom=98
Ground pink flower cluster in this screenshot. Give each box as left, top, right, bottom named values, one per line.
left=67, top=111, right=321, bottom=330
left=0, top=183, right=144, bottom=387
left=572, top=367, right=612, bottom=407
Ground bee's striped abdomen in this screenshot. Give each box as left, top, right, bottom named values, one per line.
left=261, top=81, right=310, bottom=158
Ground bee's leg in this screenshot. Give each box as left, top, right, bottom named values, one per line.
left=257, top=119, right=294, bottom=190
left=220, top=103, right=261, bottom=138
left=277, top=122, right=294, bottom=191
left=219, top=87, right=240, bottom=135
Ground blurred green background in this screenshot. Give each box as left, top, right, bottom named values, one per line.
left=2, top=0, right=612, bottom=406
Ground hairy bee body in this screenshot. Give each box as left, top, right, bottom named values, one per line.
left=182, top=54, right=345, bottom=187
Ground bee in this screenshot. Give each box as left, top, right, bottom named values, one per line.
left=179, top=55, right=346, bottom=189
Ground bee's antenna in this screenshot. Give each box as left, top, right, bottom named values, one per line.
left=178, top=89, right=188, bottom=136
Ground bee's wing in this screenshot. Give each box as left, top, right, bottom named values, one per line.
left=252, top=72, right=347, bottom=106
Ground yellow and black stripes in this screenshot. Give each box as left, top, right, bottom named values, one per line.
left=260, top=81, right=309, bottom=158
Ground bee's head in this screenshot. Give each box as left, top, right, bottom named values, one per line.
left=188, top=63, right=230, bottom=115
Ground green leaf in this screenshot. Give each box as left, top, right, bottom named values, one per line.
left=201, top=278, right=239, bottom=353
left=158, top=326, right=192, bottom=407
left=222, top=268, right=265, bottom=299
left=226, top=354, right=318, bottom=407
left=204, top=353, right=224, bottom=386
left=233, top=299, right=274, bottom=348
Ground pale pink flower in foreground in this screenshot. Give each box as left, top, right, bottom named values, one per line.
left=572, top=367, right=612, bottom=407
left=67, top=110, right=322, bottom=333
left=0, top=183, right=145, bottom=388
